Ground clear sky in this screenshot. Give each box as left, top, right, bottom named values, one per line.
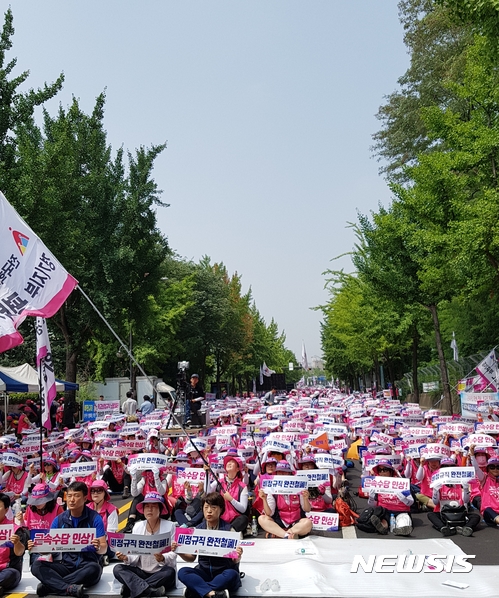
left=8, top=1, right=409, bottom=361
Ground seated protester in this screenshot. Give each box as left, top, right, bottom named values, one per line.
left=470, top=451, right=499, bottom=527
left=427, top=458, right=480, bottom=537
left=0, top=461, right=32, bottom=501
left=174, top=459, right=207, bottom=528
left=415, top=455, right=442, bottom=510
left=123, top=467, right=168, bottom=534
left=165, top=453, right=191, bottom=515
left=113, top=493, right=176, bottom=598
left=146, top=430, right=166, bottom=454
left=88, top=480, right=118, bottom=566
left=100, top=455, right=131, bottom=499
left=257, top=460, right=312, bottom=539
left=367, top=460, right=413, bottom=536
left=30, top=457, right=63, bottom=494
left=16, top=484, right=63, bottom=564
left=0, top=492, right=29, bottom=595
left=208, top=456, right=248, bottom=533
left=298, top=455, right=334, bottom=512
left=30, top=481, right=107, bottom=597
left=174, top=492, right=243, bottom=598
left=468, top=447, right=490, bottom=510
left=251, top=458, right=277, bottom=517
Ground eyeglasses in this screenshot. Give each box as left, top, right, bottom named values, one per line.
left=377, top=467, right=392, bottom=473
left=90, top=488, right=105, bottom=493
left=488, top=465, right=499, bottom=470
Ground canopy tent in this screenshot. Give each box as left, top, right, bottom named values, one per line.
left=0, top=363, right=79, bottom=393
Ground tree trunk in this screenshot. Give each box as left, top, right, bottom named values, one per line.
left=428, top=303, right=453, bottom=414
left=412, top=325, right=420, bottom=403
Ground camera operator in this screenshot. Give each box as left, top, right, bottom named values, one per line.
left=185, top=374, right=205, bottom=427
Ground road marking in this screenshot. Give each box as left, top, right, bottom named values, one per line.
left=342, top=525, right=357, bottom=539
left=119, top=501, right=132, bottom=515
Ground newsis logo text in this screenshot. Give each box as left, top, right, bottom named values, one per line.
left=351, top=554, right=475, bottom=574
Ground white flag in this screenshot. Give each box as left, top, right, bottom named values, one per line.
left=301, top=341, right=309, bottom=370
left=450, top=332, right=459, bottom=362
left=0, top=191, right=77, bottom=352
left=475, top=349, right=498, bottom=391
left=262, top=362, right=275, bottom=377
left=259, top=365, right=264, bottom=386
left=36, top=317, right=56, bottom=430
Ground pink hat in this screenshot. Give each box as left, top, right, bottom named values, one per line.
left=223, top=455, right=243, bottom=472
left=28, top=483, right=55, bottom=506
left=372, top=459, right=394, bottom=474
left=90, top=479, right=111, bottom=501
left=276, top=461, right=293, bottom=473
left=136, top=492, right=168, bottom=515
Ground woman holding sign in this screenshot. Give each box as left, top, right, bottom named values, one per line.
left=113, top=492, right=176, bottom=598
left=0, top=492, right=29, bottom=595
left=174, top=492, right=243, bottom=598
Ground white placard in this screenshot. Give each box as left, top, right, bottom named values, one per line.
left=362, top=476, right=410, bottom=494
left=31, top=528, right=97, bottom=552
left=430, top=467, right=476, bottom=488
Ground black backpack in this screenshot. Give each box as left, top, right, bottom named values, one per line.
left=440, top=504, right=467, bottom=527
left=356, top=506, right=386, bottom=533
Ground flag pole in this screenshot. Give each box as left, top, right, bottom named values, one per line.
left=34, top=321, right=44, bottom=473
left=76, top=285, right=220, bottom=483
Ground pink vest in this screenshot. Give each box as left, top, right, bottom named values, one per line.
left=24, top=504, right=62, bottom=531
left=220, top=479, right=245, bottom=523
left=89, top=500, right=117, bottom=530
left=276, top=494, right=302, bottom=526
left=377, top=492, right=409, bottom=512
left=480, top=475, right=499, bottom=513
left=309, top=494, right=328, bottom=512
left=6, top=471, right=28, bottom=495
left=420, top=464, right=440, bottom=496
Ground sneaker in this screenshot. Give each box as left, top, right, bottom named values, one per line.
left=122, top=487, right=131, bottom=499
left=102, top=555, right=110, bottom=566
left=394, top=526, right=413, bottom=536
left=213, top=591, right=229, bottom=598
left=37, top=583, right=49, bottom=597
left=456, top=526, right=473, bottom=537
left=440, top=526, right=456, bottom=537
left=370, top=515, right=388, bottom=535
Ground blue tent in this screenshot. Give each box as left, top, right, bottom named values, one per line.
left=0, top=364, right=78, bottom=393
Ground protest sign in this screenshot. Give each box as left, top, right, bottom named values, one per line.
left=305, top=512, right=339, bottom=532
left=108, top=527, right=174, bottom=554
left=31, top=529, right=96, bottom=552
left=60, top=461, right=98, bottom=479
left=174, top=527, right=239, bottom=558
left=261, top=475, right=307, bottom=495
left=430, top=467, right=476, bottom=488
left=362, top=476, right=410, bottom=494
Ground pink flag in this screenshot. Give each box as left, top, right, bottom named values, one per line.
left=0, top=191, right=77, bottom=352
left=36, top=317, right=56, bottom=430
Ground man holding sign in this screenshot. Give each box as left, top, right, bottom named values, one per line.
left=31, top=481, right=107, bottom=598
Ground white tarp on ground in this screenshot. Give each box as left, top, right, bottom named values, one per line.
left=16, top=536, right=499, bottom=597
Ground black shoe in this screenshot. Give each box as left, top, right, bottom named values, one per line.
left=183, top=588, right=198, bottom=598
left=37, top=583, right=50, bottom=597
left=123, top=520, right=135, bottom=534
left=146, top=587, right=165, bottom=597
left=122, top=487, right=131, bottom=499
left=441, top=526, right=456, bottom=537
left=370, top=515, right=388, bottom=535
left=120, top=585, right=131, bottom=598
left=213, top=591, right=229, bottom=598
left=66, top=584, right=87, bottom=598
